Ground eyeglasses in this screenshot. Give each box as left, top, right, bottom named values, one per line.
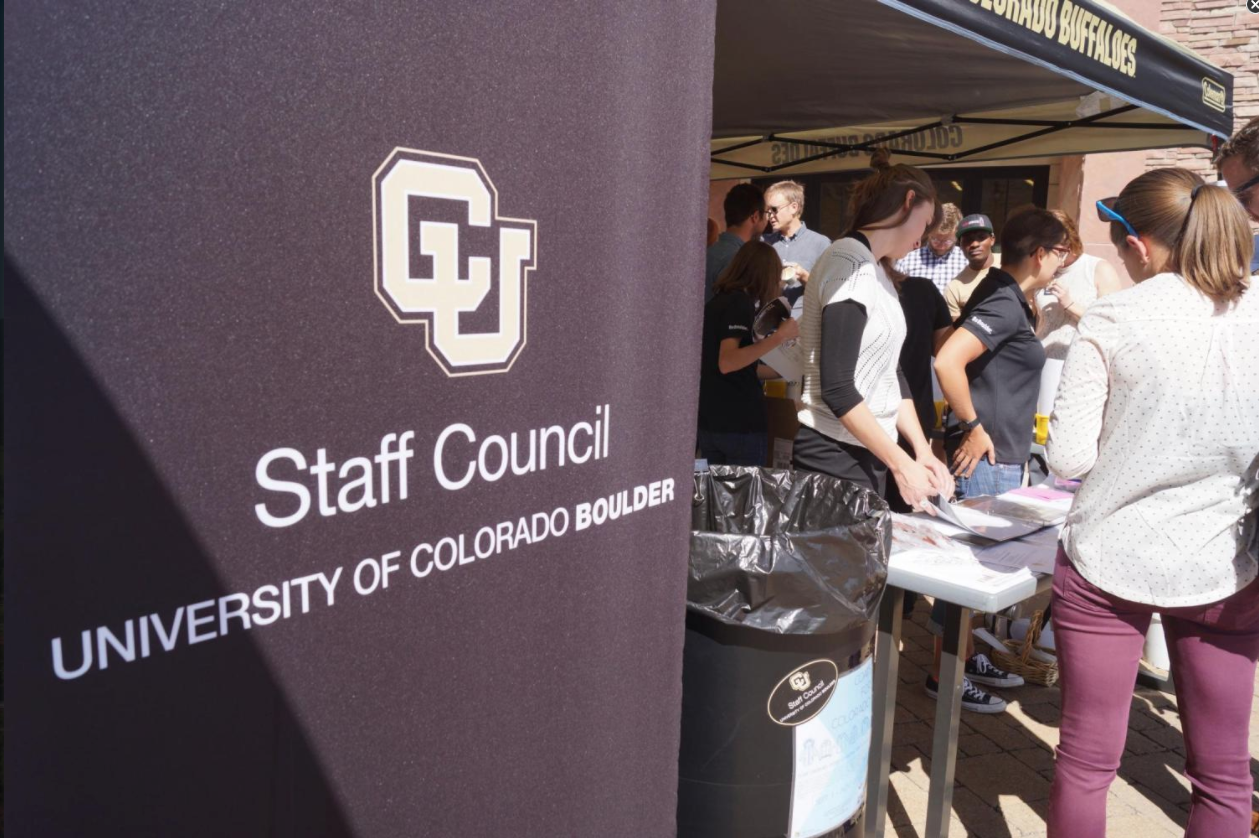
left=1050, top=245, right=1071, bottom=260
left=1234, top=173, right=1259, bottom=197
left=1096, top=197, right=1138, bottom=239
left=766, top=203, right=793, bottom=216
left=928, top=236, right=956, bottom=246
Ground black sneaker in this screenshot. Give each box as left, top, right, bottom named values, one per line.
left=925, top=676, right=1008, bottom=714
left=965, top=653, right=1025, bottom=689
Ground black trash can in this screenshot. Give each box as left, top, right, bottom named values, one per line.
left=678, top=466, right=891, bottom=838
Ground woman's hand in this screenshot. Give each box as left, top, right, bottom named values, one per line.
left=772, top=317, right=799, bottom=345
left=952, top=425, right=996, bottom=478
left=917, top=451, right=955, bottom=502
left=1046, top=280, right=1074, bottom=311
left=893, top=457, right=939, bottom=513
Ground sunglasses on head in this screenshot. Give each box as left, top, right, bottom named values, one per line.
left=1096, top=197, right=1138, bottom=239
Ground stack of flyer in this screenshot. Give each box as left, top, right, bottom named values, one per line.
left=928, top=488, right=1069, bottom=543
left=889, top=485, right=1075, bottom=587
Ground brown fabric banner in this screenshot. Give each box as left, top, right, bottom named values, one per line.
left=3, top=3, right=716, bottom=836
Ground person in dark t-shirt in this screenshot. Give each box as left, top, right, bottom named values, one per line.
left=884, top=267, right=952, bottom=513
left=697, top=241, right=798, bottom=466
left=883, top=266, right=954, bottom=621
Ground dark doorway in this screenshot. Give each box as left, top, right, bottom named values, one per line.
left=754, top=165, right=1051, bottom=245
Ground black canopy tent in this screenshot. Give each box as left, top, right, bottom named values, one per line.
left=711, top=0, right=1234, bottom=177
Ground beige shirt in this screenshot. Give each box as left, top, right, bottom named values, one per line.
left=1047, top=272, right=1259, bottom=607
left=944, top=254, right=1001, bottom=321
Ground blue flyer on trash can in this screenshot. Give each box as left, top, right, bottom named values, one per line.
left=788, top=657, right=873, bottom=838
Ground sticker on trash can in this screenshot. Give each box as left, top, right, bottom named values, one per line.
left=788, top=657, right=874, bottom=838
left=767, top=659, right=839, bottom=726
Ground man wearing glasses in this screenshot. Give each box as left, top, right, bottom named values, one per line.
left=895, top=202, right=967, bottom=293
left=761, top=180, right=831, bottom=309
left=1214, top=116, right=1259, bottom=274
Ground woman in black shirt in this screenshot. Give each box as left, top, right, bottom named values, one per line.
left=697, top=241, right=798, bottom=466
left=936, top=208, right=1066, bottom=497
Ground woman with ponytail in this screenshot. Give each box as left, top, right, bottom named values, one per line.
left=792, top=148, right=952, bottom=505
left=1046, top=168, right=1259, bottom=837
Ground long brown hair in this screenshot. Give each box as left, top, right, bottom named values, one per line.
left=713, top=240, right=782, bottom=307
left=1110, top=168, right=1252, bottom=303
left=846, top=148, right=942, bottom=279
left=846, top=148, right=942, bottom=236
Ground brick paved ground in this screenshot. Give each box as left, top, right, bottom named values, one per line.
left=881, top=596, right=1259, bottom=837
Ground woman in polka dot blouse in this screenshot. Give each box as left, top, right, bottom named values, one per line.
left=1045, top=167, right=1259, bottom=838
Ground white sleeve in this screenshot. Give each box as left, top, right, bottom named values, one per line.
left=818, top=252, right=878, bottom=309
left=1046, top=304, right=1115, bottom=479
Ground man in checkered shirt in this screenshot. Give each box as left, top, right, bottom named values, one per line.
left=894, top=203, right=966, bottom=293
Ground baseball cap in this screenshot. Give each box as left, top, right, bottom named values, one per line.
left=958, top=214, right=994, bottom=236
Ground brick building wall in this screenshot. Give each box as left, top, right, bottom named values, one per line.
left=1144, top=0, right=1259, bottom=179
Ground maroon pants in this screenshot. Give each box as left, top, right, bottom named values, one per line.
left=1048, top=547, right=1259, bottom=838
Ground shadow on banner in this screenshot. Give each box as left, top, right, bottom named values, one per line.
left=4, top=261, right=353, bottom=837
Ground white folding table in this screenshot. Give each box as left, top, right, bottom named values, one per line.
left=865, top=526, right=1057, bottom=838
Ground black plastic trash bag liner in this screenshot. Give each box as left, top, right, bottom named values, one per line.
left=688, top=465, right=891, bottom=635
left=678, top=466, right=892, bottom=838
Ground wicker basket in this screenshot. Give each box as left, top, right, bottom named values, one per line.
left=988, top=609, right=1059, bottom=687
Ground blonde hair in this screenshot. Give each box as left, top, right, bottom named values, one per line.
left=935, top=203, right=963, bottom=236
left=1049, top=210, right=1084, bottom=259
left=1110, top=168, right=1252, bottom=304
left=766, top=180, right=805, bottom=213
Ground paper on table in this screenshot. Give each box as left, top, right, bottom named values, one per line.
left=1008, top=485, right=1073, bottom=506
left=890, top=513, right=1038, bottom=597
left=890, top=513, right=974, bottom=558
left=926, top=494, right=975, bottom=531
left=890, top=547, right=1036, bottom=597
left=927, top=494, right=1059, bottom=542
left=760, top=341, right=803, bottom=383
left=959, top=495, right=1066, bottom=527
left=976, top=526, right=1061, bottom=575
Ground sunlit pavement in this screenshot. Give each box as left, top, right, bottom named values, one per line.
left=881, top=595, right=1259, bottom=837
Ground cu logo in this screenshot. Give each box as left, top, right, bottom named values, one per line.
left=373, top=149, right=537, bottom=377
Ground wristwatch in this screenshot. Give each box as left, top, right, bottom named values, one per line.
left=956, top=416, right=982, bottom=432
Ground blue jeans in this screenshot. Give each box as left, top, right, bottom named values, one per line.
left=955, top=459, right=1025, bottom=501
left=928, top=458, right=1026, bottom=636
left=697, top=429, right=766, bottom=467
